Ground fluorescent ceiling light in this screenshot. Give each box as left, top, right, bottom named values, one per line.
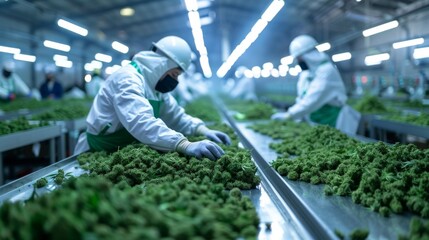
left=261, top=0, right=285, bottom=22
left=199, top=55, right=212, bottom=78
left=43, top=40, right=71, bottom=52
left=120, top=7, right=134, bottom=16
left=188, top=11, right=201, bottom=29
left=84, top=63, right=94, bottom=71
left=121, top=59, right=131, bottom=66
left=53, top=54, right=68, bottom=62
left=413, top=47, right=429, bottom=59
left=197, top=0, right=211, bottom=9
left=184, top=0, right=198, bottom=11
left=263, top=62, right=274, bottom=70
left=362, top=20, right=399, bottom=37
left=91, top=60, right=103, bottom=69
left=279, top=64, right=288, bottom=76
left=392, top=38, right=424, bottom=49
left=261, top=69, right=270, bottom=78
left=365, top=53, right=389, bottom=65
left=281, top=55, right=293, bottom=65
left=244, top=69, right=253, bottom=78
left=57, top=19, right=88, bottom=36
left=112, top=41, right=129, bottom=54
left=332, top=52, right=352, bottom=62
left=84, top=74, right=92, bottom=82
left=200, top=16, right=214, bottom=26
left=14, top=53, right=36, bottom=62
left=316, top=42, right=331, bottom=52
left=271, top=68, right=279, bottom=78
left=0, top=45, right=20, bottom=54
left=95, top=53, right=112, bottom=63
left=216, top=0, right=285, bottom=78
left=55, top=60, right=73, bottom=68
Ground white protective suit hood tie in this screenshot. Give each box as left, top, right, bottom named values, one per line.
left=301, top=50, right=330, bottom=73
left=132, top=51, right=179, bottom=91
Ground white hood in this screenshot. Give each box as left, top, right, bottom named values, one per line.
left=132, top=51, right=179, bottom=91
left=301, top=49, right=330, bottom=73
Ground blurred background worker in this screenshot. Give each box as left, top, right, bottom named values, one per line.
left=74, top=36, right=231, bottom=160
left=86, top=69, right=105, bottom=98
left=271, top=35, right=360, bottom=134
left=229, top=66, right=257, bottom=101
left=39, top=65, right=63, bottom=99
left=0, top=61, right=32, bottom=102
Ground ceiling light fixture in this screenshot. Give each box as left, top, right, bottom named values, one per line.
left=216, top=0, right=285, bottom=78
left=14, top=53, right=36, bottom=62
left=43, top=40, right=71, bottom=52
left=392, top=38, right=424, bottom=49
left=95, top=53, right=112, bottom=63
left=120, top=7, right=135, bottom=17
left=112, top=41, right=129, bottom=54
left=362, top=20, right=399, bottom=37
left=332, top=52, right=352, bottom=62
left=57, top=19, right=88, bottom=36
left=0, top=45, right=20, bottom=54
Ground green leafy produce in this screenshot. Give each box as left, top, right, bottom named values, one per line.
left=0, top=176, right=259, bottom=240
left=0, top=99, right=53, bottom=112
left=0, top=117, right=49, bottom=135
left=252, top=123, right=429, bottom=218
left=184, top=96, right=222, bottom=122
left=385, top=113, right=429, bottom=126
left=350, top=228, right=369, bottom=240
left=223, top=98, right=276, bottom=120
left=398, top=218, right=429, bottom=240
left=31, top=102, right=89, bottom=120
left=353, top=95, right=389, bottom=114
left=34, top=177, right=48, bottom=188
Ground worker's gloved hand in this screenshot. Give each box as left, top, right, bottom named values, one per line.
left=196, top=125, right=231, bottom=145
left=8, top=93, right=16, bottom=101
left=176, top=139, right=225, bottom=161
left=271, top=112, right=291, bottom=121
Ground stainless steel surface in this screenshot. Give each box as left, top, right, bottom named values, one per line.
left=0, top=155, right=86, bottom=203
left=370, top=118, right=429, bottom=140
left=234, top=121, right=415, bottom=239
left=0, top=125, right=64, bottom=185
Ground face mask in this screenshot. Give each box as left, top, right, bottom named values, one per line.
left=155, top=74, right=178, bottom=93
left=298, top=60, right=309, bottom=71
left=2, top=69, right=12, bottom=78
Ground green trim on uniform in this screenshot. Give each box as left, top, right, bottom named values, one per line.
left=86, top=61, right=163, bottom=152
left=310, top=104, right=341, bottom=127
left=87, top=127, right=137, bottom=152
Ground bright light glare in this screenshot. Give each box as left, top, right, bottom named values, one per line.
left=121, top=60, right=131, bottom=66
left=413, top=47, right=429, bottom=59
left=392, top=38, right=424, bottom=49
left=280, top=55, right=293, bottom=65
left=244, top=69, right=253, bottom=78
left=84, top=63, right=94, bottom=72
left=112, top=41, right=129, bottom=54
left=362, top=20, right=399, bottom=37
left=14, top=53, right=36, bottom=62
left=316, top=42, right=331, bottom=52
left=261, top=0, right=285, bottom=22
left=84, top=74, right=92, bottom=82
left=55, top=60, right=73, bottom=68
left=184, top=0, right=198, bottom=11
left=57, top=19, right=88, bottom=36
left=53, top=54, right=68, bottom=62
left=263, top=62, right=274, bottom=70
left=332, top=52, right=352, bottom=62
left=91, top=60, right=103, bottom=69
left=365, top=53, right=390, bottom=65
left=0, top=45, right=20, bottom=54
left=43, top=40, right=71, bottom=52
left=95, top=53, right=112, bottom=63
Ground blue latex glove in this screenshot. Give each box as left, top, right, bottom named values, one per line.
left=204, top=130, right=231, bottom=146
left=177, top=139, right=224, bottom=161
left=271, top=112, right=291, bottom=120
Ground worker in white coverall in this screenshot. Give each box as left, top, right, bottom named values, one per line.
left=271, top=35, right=360, bottom=133
left=74, top=36, right=231, bottom=160
left=0, top=61, right=32, bottom=101
left=230, top=66, right=257, bottom=101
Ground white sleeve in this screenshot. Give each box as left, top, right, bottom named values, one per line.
left=287, top=69, right=332, bottom=119
left=159, top=93, right=204, bottom=136
left=0, top=79, right=8, bottom=99
left=112, top=76, right=186, bottom=152
left=13, top=74, right=31, bottom=96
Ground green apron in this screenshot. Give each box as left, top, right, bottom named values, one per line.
left=86, top=62, right=163, bottom=152
left=302, top=61, right=342, bottom=127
